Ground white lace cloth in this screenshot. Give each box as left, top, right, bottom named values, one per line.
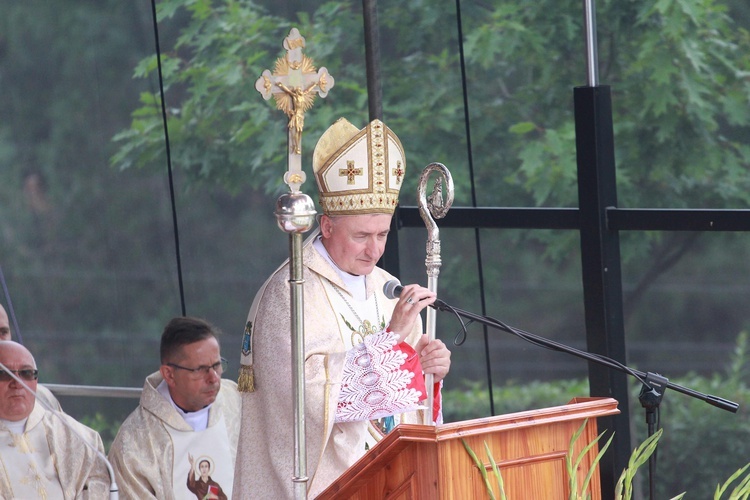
left=335, top=330, right=424, bottom=422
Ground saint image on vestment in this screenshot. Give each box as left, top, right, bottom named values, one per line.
left=187, top=454, right=227, bottom=500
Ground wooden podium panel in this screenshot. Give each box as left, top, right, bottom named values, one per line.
left=317, top=397, right=619, bottom=499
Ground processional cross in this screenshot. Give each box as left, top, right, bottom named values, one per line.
left=255, top=28, right=335, bottom=193
left=253, top=29, right=334, bottom=499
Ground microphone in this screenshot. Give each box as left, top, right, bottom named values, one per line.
left=383, top=280, right=448, bottom=309
left=383, top=279, right=404, bottom=300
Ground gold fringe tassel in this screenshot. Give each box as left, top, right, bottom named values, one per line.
left=237, top=364, right=255, bottom=393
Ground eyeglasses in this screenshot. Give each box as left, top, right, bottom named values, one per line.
left=167, top=358, right=227, bottom=379
left=0, top=369, right=39, bottom=382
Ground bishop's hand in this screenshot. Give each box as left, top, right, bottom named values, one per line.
left=387, top=284, right=436, bottom=343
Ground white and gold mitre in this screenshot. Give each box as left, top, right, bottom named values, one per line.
left=312, top=118, right=406, bottom=215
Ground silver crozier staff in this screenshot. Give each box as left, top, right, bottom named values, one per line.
left=417, top=163, right=454, bottom=425
left=254, top=28, right=335, bottom=499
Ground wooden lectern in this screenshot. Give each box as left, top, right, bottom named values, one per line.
left=317, top=397, right=619, bottom=499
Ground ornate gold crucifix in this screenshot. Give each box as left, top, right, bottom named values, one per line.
left=255, top=28, right=335, bottom=193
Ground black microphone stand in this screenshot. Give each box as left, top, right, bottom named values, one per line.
left=432, top=300, right=739, bottom=499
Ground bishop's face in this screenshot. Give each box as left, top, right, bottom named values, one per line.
left=320, top=214, right=392, bottom=276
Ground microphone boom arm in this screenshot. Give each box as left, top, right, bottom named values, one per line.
left=432, top=301, right=739, bottom=413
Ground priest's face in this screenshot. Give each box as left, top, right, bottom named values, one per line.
left=0, top=304, right=10, bottom=341
left=0, top=341, right=38, bottom=421
left=161, top=336, right=223, bottom=412
left=320, top=214, right=392, bottom=276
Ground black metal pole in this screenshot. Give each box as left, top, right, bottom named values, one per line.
left=363, top=0, right=401, bottom=276
left=574, top=84, right=631, bottom=498
left=362, top=0, right=382, bottom=121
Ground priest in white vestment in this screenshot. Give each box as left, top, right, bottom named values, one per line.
left=109, top=317, right=241, bottom=500
left=0, top=340, right=110, bottom=499
left=0, top=302, right=62, bottom=412
left=233, top=118, right=452, bottom=498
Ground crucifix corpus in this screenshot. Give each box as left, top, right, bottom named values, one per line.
left=255, top=28, right=335, bottom=193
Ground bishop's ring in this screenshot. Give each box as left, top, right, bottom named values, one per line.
left=406, top=297, right=414, bottom=304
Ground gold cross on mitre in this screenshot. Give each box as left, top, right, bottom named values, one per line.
left=255, top=28, right=335, bottom=193
left=340, top=161, right=363, bottom=185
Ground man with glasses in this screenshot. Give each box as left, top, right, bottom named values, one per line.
left=0, top=302, right=62, bottom=411
left=0, top=340, right=109, bottom=498
left=109, top=316, right=240, bottom=499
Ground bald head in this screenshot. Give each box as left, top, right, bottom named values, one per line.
left=0, top=340, right=34, bottom=364
left=0, top=304, right=9, bottom=341
left=0, top=341, right=38, bottom=421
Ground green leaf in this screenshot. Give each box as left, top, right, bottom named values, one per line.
left=509, top=122, right=536, bottom=135
left=462, top=439, right=496, bottom=500
left=484, top=441, right=507, bottom=500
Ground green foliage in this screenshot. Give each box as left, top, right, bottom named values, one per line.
left=108, top=0, right=750, bottom=311
left=461, top=438, right=507, bottom=500
left=485, top=441, right=506, bottom=500
left=443, top=378, right=590, bottom=422
left=79, top=412, right=123, bottom=453
left=615, top=429, right=670, bottom=500
left=103, top=0, right=750, bottom=385
left=638, top=331, right=750, bottom=498
left=0, top=1, right=187, bottom=336
left=614, top=424, right=750, bottom=500
left=110, top=0, right=372, bottom=196
left=568, top=419, right=614, bottom=500
left=713, top=463, right=750, bottom=499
